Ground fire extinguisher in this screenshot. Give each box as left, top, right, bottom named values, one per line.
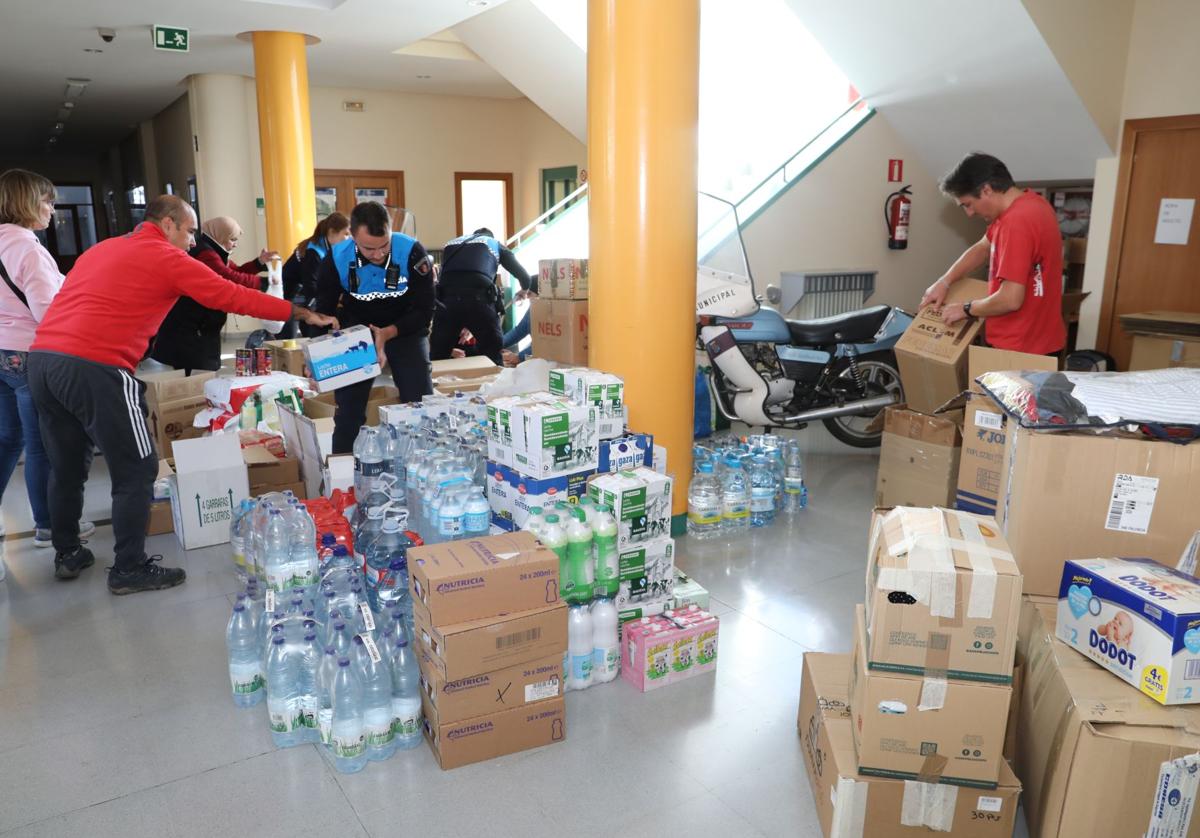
left=885, top=185, right=912, bottom=250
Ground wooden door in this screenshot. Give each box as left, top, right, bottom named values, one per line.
left=314, top=169, right=406, bottom=221
left=1099, top=115, right=1200, bottom=368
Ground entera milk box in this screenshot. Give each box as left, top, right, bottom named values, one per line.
left=1057, top=557, right=1200, bottom=705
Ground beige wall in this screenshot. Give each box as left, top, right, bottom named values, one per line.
left=152, top=92, right=195, bottom=201
left=740, top=113, right=979, bottom=312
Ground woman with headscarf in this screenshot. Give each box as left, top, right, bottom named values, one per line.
left=150, top=216, right=277, bottom=374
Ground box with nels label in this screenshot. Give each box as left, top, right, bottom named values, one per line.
left=418, top=651, right=563, bottom=724
left=1056, top=557, right=1200, bottom=705
left=537, top=258, right=589, bottom=300
left=413, top=602, right=568, bottom=682
left=588, top=467, right=673, bottom=550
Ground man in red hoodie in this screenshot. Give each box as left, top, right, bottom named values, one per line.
left=27, top=195, right=337, bottom=594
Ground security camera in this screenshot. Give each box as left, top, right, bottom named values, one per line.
left=98, top=27, right=115, bottom=43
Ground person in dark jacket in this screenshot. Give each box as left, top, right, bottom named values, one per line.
left=430, top=227, right=534, bottom=365
left=280, top=212, right=349, bottom=339
left=314, top=201, right=435, bottom=453
left=150, top=216, right=275, bottom=373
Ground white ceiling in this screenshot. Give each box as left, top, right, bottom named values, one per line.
left=0, top=0, right=523, bottom=155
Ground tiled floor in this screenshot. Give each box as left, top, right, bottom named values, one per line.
left=0, top=424, right=1030, bottom=837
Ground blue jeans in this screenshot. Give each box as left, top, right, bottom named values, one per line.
left=0, top=350, right=51, bottom=530
left=503, top=309, right=532, bottom=360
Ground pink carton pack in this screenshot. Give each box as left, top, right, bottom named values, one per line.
left=622, top=609, right=720, bottom=691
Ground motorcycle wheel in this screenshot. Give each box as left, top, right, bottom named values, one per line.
left=822, top=352, right=904, bottom=448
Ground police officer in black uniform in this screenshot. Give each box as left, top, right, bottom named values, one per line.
left=430, top=227, right=535, bottom=365
left=314, top=201, right=435, bottom=453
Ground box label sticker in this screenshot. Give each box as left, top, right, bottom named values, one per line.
left=977, top=796, right=1003, bottom=813
left=974, top=410, right=1003, bottom=431
left=525, top=677, right=560, bottom=702
left=1106, top=474, right=1159, bottom=534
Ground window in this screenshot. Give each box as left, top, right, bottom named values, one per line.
left=454, top=172, right=514, bottom=240
left=187, top=176, right=199, bottom=216
left=164, top=182, right=174, bottom=195
left=128, top=185, right=147, bottom=225
left=46, top=184, right=98, bottom=271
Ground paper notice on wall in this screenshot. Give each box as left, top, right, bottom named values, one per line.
left=1154, top=198, right=1195, bottom=246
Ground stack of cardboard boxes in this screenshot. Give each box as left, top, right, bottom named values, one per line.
left=137, top=369, right=215, bottom=458
left=408, top=531, right=568, bottom=769
left=531, top=258, right=589, bottom=365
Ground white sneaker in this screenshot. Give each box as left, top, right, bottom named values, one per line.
left=32, top=520, right=96, bottom=548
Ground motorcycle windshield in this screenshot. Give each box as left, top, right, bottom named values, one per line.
left=697, top=192, right=757, bottom=318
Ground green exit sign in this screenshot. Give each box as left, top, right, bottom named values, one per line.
left=153, top=25, right=189, bottom=52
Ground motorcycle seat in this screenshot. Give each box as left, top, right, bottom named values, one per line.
left=786, top=305, right=892, bottom=345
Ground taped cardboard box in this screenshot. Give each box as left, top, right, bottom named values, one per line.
left=866, top=507, right=1021, bottom=684
left=850, top=606, right=1011, bottom=788
left=431, top=355, right=501, bottom=395
left=874, top=407, right=962, bottom=509
left=1129, top=333, right=1200, bottom=371
left=303, top=384, right=399, bottom=427
left=893, top=278, right=988, bottom=415
left=138, top=370, right=216, bottom=458
left=408, top=531, right=561, bottom=626
left=531, top=298, right=588, bottom=366
left=996, top=425, right=1200, bottom=597
left=413, top=601, right=567, bottom=681
left=1016, top=598, right=1200, bottom=838
left=952, top=347, right=1057, bottom=516
left=799, top=653, right=1022, bottom=838
left=423, top=693, right=566, bottom=770
left=262, top=338, right=311, bottom=377
left=243, top=446, right=301, bottom=493
left=146, top=500, right=173, bottom=536
left=537, top=258, right=589, bottom=300
left=418, top=651, right=562, bottom=725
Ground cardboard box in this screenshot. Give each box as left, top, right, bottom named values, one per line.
left=616, top=596, right=673, bottom=627
left=865, top=507, right=1022, bottom=684
left=146, top=499, right=173, bottom=536
left=1003, top=662, right=1022, bottom=765
left=485, top=461, right=592, bottom=531
left=850, top=606, right=1011, bottom=788
left=548, top=367, right=624, bottom=439
left=413, top=601, right=568, bottom=681
left=894, top=278, right=988, bottom=414
left=431, top=355, right=501, bottom=395
left=1056, top=557, right=1200, bottom=705
left=588, top=467, right=674, bottom=550
left=423, top=693, right=565, bottom=770
left=278, top=403, right=336, bottom=499
left=408, top=531, right=561, bottom=626
left=243, top=446, right=301, bottom=492
left=598, top=433, right=653, bottom=473
left=996, top=425, right=1200, bottom=596
left=537, top=258, right=589, bottom=300
left=262, top=339, right=311, bottom=377
left=303, top=384, right=399, bottom=427
left=671, top=569, right=710, bottom=610
left=138, top=369, right=215, bottom=458
left=303, top=325, right=381, bottom=392
left=531, top=298, right=588, bottom=366
left=137, top=369, right=217, bottom=406
left=1129, top=334, right=1200, bottom=371
left=799, top=653, right=1022, bottom=838
left=875, top=407, right=962, bottom=509
left=1016, top=598, right=1200, bottom=838
left=419, top=652, right=563, bottom=725
left=167, top=434, right=250, bottom=550
left=953, top=347, right=1057, bottom=516
left=615, top=537, right=676, bottom=611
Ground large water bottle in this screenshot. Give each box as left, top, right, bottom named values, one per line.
left=388, top=635, right=423, bottom=750
left=290, top=504, right=319, bottom=589
left=330, top=657, right=368, bottom=773
left=230, top=499, right=252, bottom=581
left=463, top=487, right=490, bottom=538
left=720, top=456, right=751, bottom=534
left=592, top=504, right=619, bottom=598
left=437, top=486, right=466, bottom=542
left=297, top=625, right=323, bottom=743
left=687, top=461, right=722, bottom=540
left=354, top=427, right=385, bottom=501
left=263, top=510, right=294, bottom=593
left=354, top=635, right=397, bottom=761
left=351, top=477, right=390, bottom=537
left=266, top=634, right=302, bottom=747
left=590, top=597, right=620, bottom=684
left=354, top=505, right=387, bottom=570
left=564, top=509, right=594, bottom=605
left=567, top=604, right=594, bottom=691
left=226, top=601, right=265, bottom=707
left=783, top=440, right=808, bottom=513
left=749, top=454, right=777, bottom=528
left=541, top=514, right=568, bottom=584
left=365, top=517, right=408, bottom=613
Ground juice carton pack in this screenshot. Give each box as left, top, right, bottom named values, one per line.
left=621, top=608, right=720, bottom=691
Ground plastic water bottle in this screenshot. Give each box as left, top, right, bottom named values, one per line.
left=230, top=500, right=252, bottom=580
left=297, top=625, right=323, bottom=743
left=289, top=505, right=319, bottom=589
left=590, top=597, right=619, bottom=684
left=720, top=456, right=751, bottom=534
left=564, top=509, right=594, bottom=605
left=330, top=657, right=368, bottom=773
left=541, top=514, right=568, bottom=584
left=524, top=506, right=547, bottom=539
left=592, top=504, right=619, bottom=598
left=365, top=517, right=407, bottom=610
left=687, top=461, right=722, bottom=540
left=226, top=602, right=265, bottom=707
left=351, top=477, right=390, bottom=538
left=567, top=604, right=594, bottom=691
left=783, top=441, right=807, bottom=513
left=389, top=635, right=423, bottom=750
left=266, top=634, right=302, bottom=747
left=264, top=510, right=294, bottom=593
left=354, top=505, right=387, bottom=570
left=379, top=425, right=400, bottom=479
left=354, top=427, right=385, bottom=501
left=373, top=557, right=411, bottom=620
left=463, top=488, right=490, bottom=537
left=354, top=635, right=397, bottom=761
left=749, top=455, right=777, bottom=528
left=437, top=487, right=466, bottom=541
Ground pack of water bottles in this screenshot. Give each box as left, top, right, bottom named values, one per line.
left=686, top=434, right=808, bottom=539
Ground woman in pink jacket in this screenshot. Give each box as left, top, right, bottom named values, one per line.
left=0, top=169, right=94, bottom=567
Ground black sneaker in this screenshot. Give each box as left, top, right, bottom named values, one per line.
left=107, top=555, right=187, bottom=595
left=54, top=545, right=95, bottom=580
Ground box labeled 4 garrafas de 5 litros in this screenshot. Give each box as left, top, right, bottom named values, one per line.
left=1057, top=557, right=1200, bottom=705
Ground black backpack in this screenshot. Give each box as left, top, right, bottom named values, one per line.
left=1065, top=349, right=1117, bottom=372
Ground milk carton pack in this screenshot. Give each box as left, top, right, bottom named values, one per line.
left=621, top=608, right=719, bottom=692
left=485, top=460, right=592, bottom=530
left=588, top=467, right=673, bottom=550
left=597, top=433, right=653, bottom=474
left=302, top=325, right=380, bottom=392
left=1057, top=557, right=1200, bottom=705
left=615, top=538, right=675, bottom=610
left=511, top=397, right=598, bottom=478
left=548, top=368, right=625, bottom=439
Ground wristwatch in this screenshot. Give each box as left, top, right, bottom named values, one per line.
left=963, top=300, right=975, bottom=318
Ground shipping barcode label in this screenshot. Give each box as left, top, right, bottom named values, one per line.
left=1147, top=753, right=1200, bottom=838
left=525, top=677, right=560, bottom=702
left=496, top=627, right=542, bottom=649
left=359, top=603, right=375, bottom=632
left=264, top=589, right=275, bottom=613
left=361, top=634, right=382, bottom=663
left=1186, top=660, right=1200, bottom=681
left=1106, top=474, right=1159, bottom=534
left=976, top=796, right=1003, bottom=813
left=974, top=410, right=1003, bottom=431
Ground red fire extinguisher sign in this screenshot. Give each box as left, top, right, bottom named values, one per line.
left=887, top=159, right=903, bottom=182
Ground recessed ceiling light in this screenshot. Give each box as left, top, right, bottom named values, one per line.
left=417, top=74, right=432, bottom=79
left=48, top=137, right=58, bottom=144
left=84, top=48, right=103, bottom=53
left=62, top=101, right=75, bottom=109
left=467, top=0, right=490, bottom=6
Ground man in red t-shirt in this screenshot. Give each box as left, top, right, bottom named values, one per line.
left=921, top=152, right=1066, bottom=356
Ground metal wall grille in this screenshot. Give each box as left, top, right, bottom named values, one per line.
left=779, top=270, right=877, bottom=319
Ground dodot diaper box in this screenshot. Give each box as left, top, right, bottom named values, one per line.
left=1057, top=557, right=1200, bottom=706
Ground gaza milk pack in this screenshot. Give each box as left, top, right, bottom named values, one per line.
left=1057, top=557, right=1200, bottom=705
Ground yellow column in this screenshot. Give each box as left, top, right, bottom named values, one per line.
left=588, top=0, right=700, bottom=527
left=250, top=31, right=316, bottom=253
